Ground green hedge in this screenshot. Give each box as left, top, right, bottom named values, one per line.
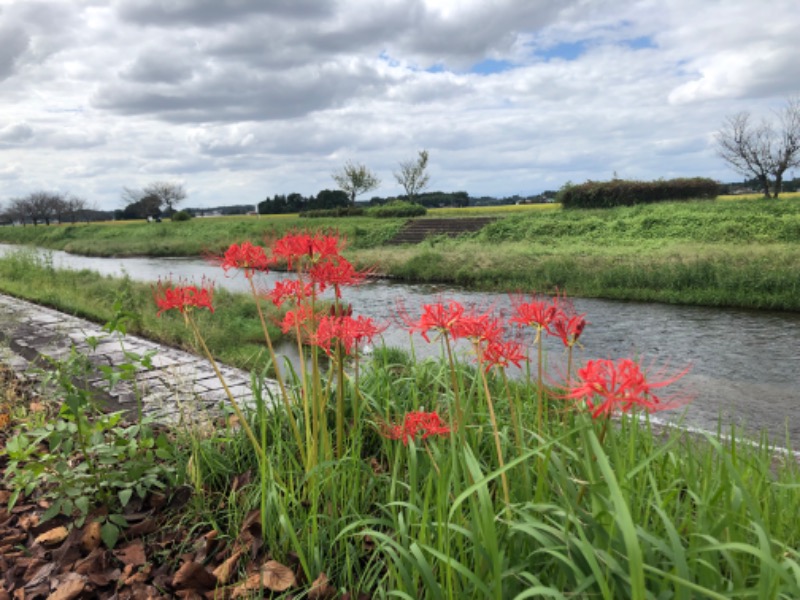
left=300, top=207, right=366, bottom=218
left=559, top=178, right=720, bottom=209
left=366, top=201, right=427, bottom=218
left=170, top=210, right=193, bottom=222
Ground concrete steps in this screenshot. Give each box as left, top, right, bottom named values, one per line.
left=387, top=217, right=496, bottom=245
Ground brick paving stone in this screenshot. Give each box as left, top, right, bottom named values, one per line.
left=0, top=293, right=278, bottom=423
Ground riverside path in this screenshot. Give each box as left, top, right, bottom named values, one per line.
left=0, top=293, right=276, bottom=423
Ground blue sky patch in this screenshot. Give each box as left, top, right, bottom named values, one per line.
left=469, top=58, right=515, bottom=75
left=624, top=36, right=656, bottom=50
left=537, top=40, right=588, bottom=61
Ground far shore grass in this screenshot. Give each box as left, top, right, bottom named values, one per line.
left=1, top=194, right=799, bottom=311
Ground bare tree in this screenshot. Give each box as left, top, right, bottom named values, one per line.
left=332, top=161, right=381, bottom=205
left=142, top=181, right=187, bottom=214
left=4, top=197, right=31, bottom=225
left=394, top=149, right=431, bottom=204
left=65, top=195, right=89, bottom=223
left=121, top=186, right=144, bottom=207
left=716, top=97, right=800, bottom=198
left=18, top=191, right=65, bottom=225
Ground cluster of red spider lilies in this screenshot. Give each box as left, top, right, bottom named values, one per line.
left=154, top=231, right=690, bottom=449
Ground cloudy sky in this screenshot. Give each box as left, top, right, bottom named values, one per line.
left=1, top=0, right=798, bottom=210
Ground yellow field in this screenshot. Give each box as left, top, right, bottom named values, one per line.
left=717, top=191, right=800, bottom=201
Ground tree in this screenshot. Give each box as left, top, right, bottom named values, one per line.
left=394, top=150, right=430, bottom=203
left=332, top=161, right=381, bottom=205
left=142, top=181, right=187, bottom=214
left=716, top=97, right=800, bottom=198
left=312, top=189, right=349, bottom=210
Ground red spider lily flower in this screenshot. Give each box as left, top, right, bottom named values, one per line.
left=406, top=301, right=466, bottom=343
left=482, top=339, right=527, bottom=372
left=381, top=410, right=451, bottom=446
left=266, top=279, right=314, bottom=307
left=154, top=279, right=215, bottom=316
left=216, top=241, right=272, bottom=278
left=279, top=304, right=319, bottom=334
left=509, top=294, right=561, bottom=334
left=453, top=311, right=504, bottom=345
left=271, top=231, right=342, bottom=268
left=313, top=314, right=385, bottom=356
left=308, top=257, right=370, bottom=297
left=551, top=313, right=588, bottom=348
left=566, top=358, right=690, bottom=418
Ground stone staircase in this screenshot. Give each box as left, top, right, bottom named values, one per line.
left=387, top=217, right=497, bottom=245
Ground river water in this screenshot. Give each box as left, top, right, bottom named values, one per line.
left=3, top=245, right=799, bottom=443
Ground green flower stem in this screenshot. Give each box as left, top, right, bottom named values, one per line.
left=186, top=312, right=267, bottom=469
left=248, top=275, right=304, bottom=465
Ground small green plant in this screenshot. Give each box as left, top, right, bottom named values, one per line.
left=1, top=306, right=176, bottom=548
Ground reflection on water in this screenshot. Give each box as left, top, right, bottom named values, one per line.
left=3, top=244, right=799, bottom=442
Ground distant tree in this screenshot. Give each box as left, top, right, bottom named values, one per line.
left=4, top=197, right=31, bottom=225
left=8, top=191, right=68, bottom=225
left=332, top=161, right=381, bottom=205
left=312, top=189, right=349, bottom=210
left=716, top=97, right=800, bottom=198
left=64, top=195, right=89, bottom=223
left=118, top=195, right=162, bottom=220
left=394, top=150, right=430, bottom=204
left=142, top=181, right=187, bottom=214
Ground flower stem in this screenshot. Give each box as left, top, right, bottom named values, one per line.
left=187, top=314, right=267, bottom=468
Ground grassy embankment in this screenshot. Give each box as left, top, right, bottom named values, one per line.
left=0, top=195, right=799, bottom=310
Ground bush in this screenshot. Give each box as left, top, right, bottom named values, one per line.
left=171, top=210, right=193, bottom=222
left=560, top=178, right=720, bottom=209
left=366, top=200, right=427, bottom=218
left=300, top=207, right=365, bottom=218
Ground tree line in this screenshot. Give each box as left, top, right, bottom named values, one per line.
left=1, top=191, right=94, bottom=226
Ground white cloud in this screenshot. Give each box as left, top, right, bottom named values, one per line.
left=0, top=0, right=797, bottom=210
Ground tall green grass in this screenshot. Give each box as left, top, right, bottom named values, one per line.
left=178, top=346, right=800, bottom=597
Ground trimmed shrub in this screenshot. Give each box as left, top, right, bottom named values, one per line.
left=559, top=178, right=720, bottom=209
left=366, top=200, right=427, bottom=218
left=300, top=207, right=365, bottom=218
left=171, top=210, right=193, bottom=222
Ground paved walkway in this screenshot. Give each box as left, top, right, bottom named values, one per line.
left=0, top=293, right=277, bottom=423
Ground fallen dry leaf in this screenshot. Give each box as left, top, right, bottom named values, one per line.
left=34, top=526, right=69, bottom=546
left=18, top=513, right=39, bottom=532
left=259, top=560, right=296, bottom=592
left=171, top=561, right=218, bottom=591
left=46, top=573, right=86, bottom=600
left=81, top=521, right=102, bottom=553
left=212, top=548, right=243, bottom=585
left=309, top=571, right=337, bottom=599
left=231, top=560, right=296, bottom=598
left=114, top=539, right=147, bottom=567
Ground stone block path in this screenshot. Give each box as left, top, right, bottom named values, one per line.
left=0, top=293, right=278, bottom=424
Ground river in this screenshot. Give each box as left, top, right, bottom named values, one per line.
left=2, top=244, right=799, bottom=443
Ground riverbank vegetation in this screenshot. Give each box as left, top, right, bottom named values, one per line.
left=0, top=249, right=288, bottom=371
left=2, top=233, right=799, bottom=597
left=0, top=195, right=799, bottom=310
